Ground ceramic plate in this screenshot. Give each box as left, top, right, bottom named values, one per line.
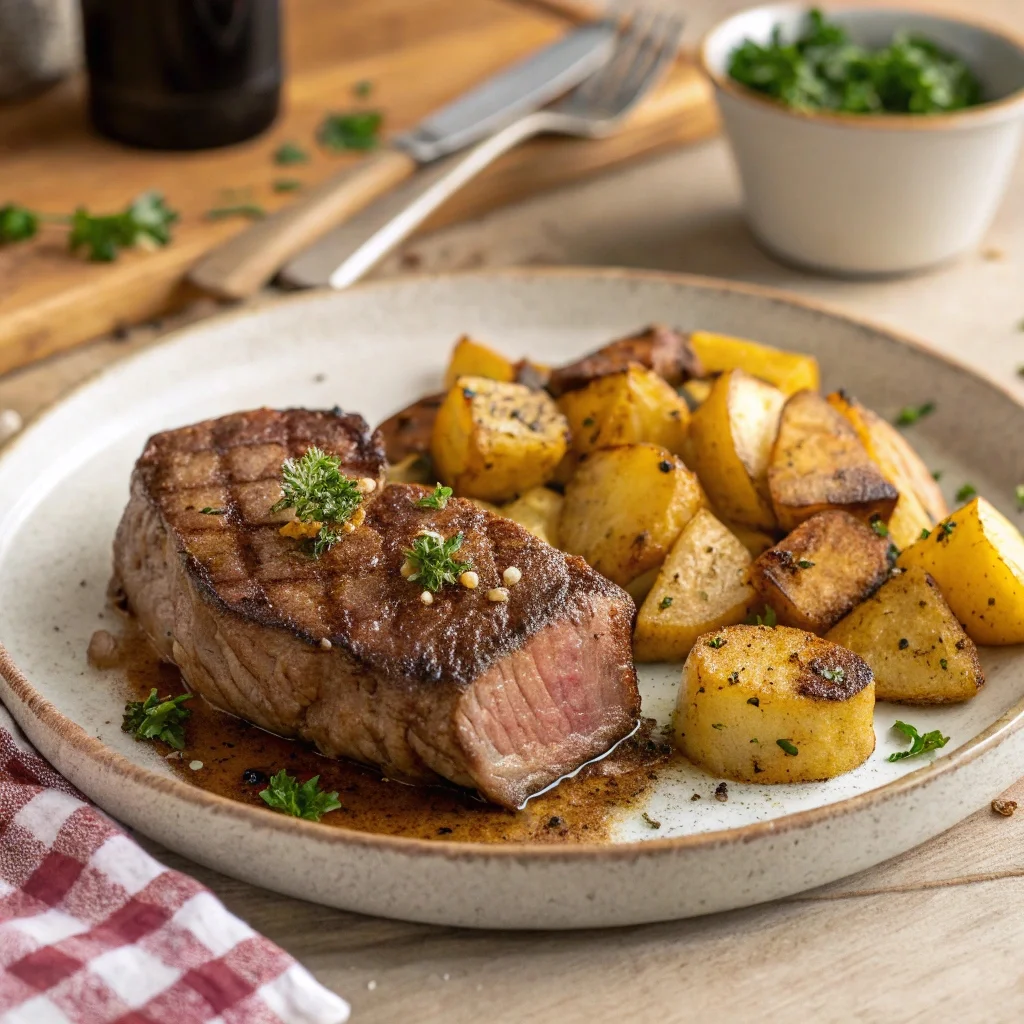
left=2, top=269, right=1023, bottom=930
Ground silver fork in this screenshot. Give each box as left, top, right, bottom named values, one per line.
left=280, top=8, right=685, bottom=291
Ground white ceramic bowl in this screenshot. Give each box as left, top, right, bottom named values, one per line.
left=700, top=4, right=1024, bottom=276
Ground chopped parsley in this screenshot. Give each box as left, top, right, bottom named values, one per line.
left=403, top=532, right=472, bottom=592
left=919, top=528, right=931, bottom=540
left=940, top=658, right=948, bottom=670
left=938, top=520, right=957, bottom=539
left=0, top=203, right=39, bottom=244
left=1016, top=484, right=1024, bottom=509
left=895, top=402, right=936, bottom=426
left=707, top=636, right=727, bottom=649
left=641, top=811, right=661, bottom=829
left=932, top=470, right=943, bottom=481
left=582, top=417, right=595, bottom=427
left=199, top=507, right=226, bottom=516
left=776, top=739, right=799, bottom=756
left=122, top=690, right=192, bottom=749
left=746, top=605, right=777, bottom=627
left=353, top=79, right=373, bottom=98
left=272, top=179, right=303, bottom=193
left=271, top=446, right=363, bottom=558
left=259, top=770, right=341, bottom=821
left=955, top=483, right=977, bottom=504
left=415, top=483, right=453, bottom=510
left=274, top=141, right=310, bottom=165
left=659, top=596, right=673, bottom=610
left=318, top=111, right=383, bottom=151
left=797, top=559, right=815, bottom=569
left=887, top=720, right=949, bottom=762
left=871, top=518, right=889, bottom=538
left=711, top=723, right=726, bottom=730
left=817, top=666, right=845, bottom=683
left=70, top=191, right=178, bottom=262
left=205, top=203, right=266, bottom=221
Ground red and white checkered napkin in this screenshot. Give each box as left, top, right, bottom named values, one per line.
left=0, top=725, right=349, bottom=1024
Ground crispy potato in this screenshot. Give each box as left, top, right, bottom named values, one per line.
left=768, top=390, right=898, bottom=532
left=634, top=510, right=756, bottom=662
left=680, top=378, right=713, bottom=411
left=557, top=365, right=690, bottom=456
left=687, top=369, right=786, bottom=529
left=689, top=331, right=820, bottom=396
left=897, top=497, right=1024, bottom=645
left=675, top=625, right=875, bottom=783
left=547, top=324, right=703, bottom=397
left=827, top=391, right=947, bottom=546
left=828, top=567, right=984, bottom=703
left=431, top=376, right=569, bottom=503
left=500, top=487, right=563, bottom=547
left=377, top=393, right=444, bottom=462
left=559, top=444, right=704, bottom=588
left=443, top=336, right=515, bottom=390
left=386, top=453, right=434, bottom=485
left=751, top=511, right=892, bottom=634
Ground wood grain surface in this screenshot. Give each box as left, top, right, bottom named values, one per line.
left=0, top=0, right=715, bottom=376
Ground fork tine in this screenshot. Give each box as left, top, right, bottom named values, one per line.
left=614, top=12, right=684, bottom=110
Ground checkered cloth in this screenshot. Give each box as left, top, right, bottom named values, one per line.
left=0, top=722, right=349, bottom=1024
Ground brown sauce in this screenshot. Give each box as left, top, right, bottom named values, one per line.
left=98, top=618, right=670, bottom=844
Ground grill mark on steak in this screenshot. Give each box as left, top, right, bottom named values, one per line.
left=115, top=407, right=641, bottom=808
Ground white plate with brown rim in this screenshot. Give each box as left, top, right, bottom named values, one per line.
left=1, top=268, right=1023, bottom=930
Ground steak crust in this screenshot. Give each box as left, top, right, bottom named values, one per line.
left=114, top=407, right=641, bottom=808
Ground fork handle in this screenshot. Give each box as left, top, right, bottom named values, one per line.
left=188, top=147, right=418, bottom=301
left=280, top=114, right=549, bottom=291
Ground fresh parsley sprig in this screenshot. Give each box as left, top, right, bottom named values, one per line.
left=895, top=401, right=936, bottom=427
left=887, top=720, right=949, bottom=762
left=415, top=483, right=453, bottom=510
left=404, top=532, right=472, bottom=592
left=271, top=446, right=363, bottom=558
left=122, top=689, right=192, bottom=749
left=259, top=769, right=341, bottom=822
left=274, top=141, right=310, bottom=165
left=746, top=605, right=778, bottom=627
left=69, top=191, right=179, bottom=262
left=0, top=203, right=39, bottom=244
left=318, top=111, right=383, bottom=151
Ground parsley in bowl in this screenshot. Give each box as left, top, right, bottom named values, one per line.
left=728, top=8, right=983, bottom=114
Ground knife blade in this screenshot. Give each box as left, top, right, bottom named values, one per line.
left=187, top=23, right=616, bottom=300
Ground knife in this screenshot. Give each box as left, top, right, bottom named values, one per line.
left=187, top=22, right=616, bottom=301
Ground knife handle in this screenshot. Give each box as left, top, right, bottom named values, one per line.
left=188, top=147, right=417, bottom=301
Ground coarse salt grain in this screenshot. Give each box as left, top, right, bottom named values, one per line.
left=420, top=590, right=434, bottom=605
left=319, top=637, right=332, bottom=650
left=189, top=760, right=204, bottom=771
left=459, top=571, right=479, bottom=589
left=502, top=566, right=522, bottom=586
left=487, top=588, right=509, bottom=603
left=357, top=477, right=377, bottom=493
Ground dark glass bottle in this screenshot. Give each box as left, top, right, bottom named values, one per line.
left=81, top=0, right=281, bottom=151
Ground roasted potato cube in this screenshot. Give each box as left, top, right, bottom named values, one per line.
left=751, top=511, right=892, bottom=634
left=675, top=625, right=875, bottom=782
left=768, top=390, right=898, bottom=532
left=557, top=365, right=690, bottom=456
left=377, top=393, right=444, bottom=462
left=897, top=497, right=1024, bottom=645
left=687, top=369, right=785, bottom=530
left=827, top=391, right=947, bottom=548
left=547, top=324, right=703, bottom=397
left=431, top=376, right=569, bottom=502
left=443, top=336, right=515, bottom=390
left=560, top=444, right=704, bottom=588
left=689, top=331, right=820, bottom=396
left=501, top=487, right=563, bottom=547
left=634, top=510, right=756, bottom=662
left=827, top=567, right=984, bottom=703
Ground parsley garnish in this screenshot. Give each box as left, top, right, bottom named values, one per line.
left=919, top=528, right=931, bottom=540
left=199, top=507, right=226, bottom=516
left=887, top=720, right=949, bottom=762
left=659, top=596, right=673, bottom=610
left=205, top=203, right=266, bottom=221
left=353, top=79, right=373, bottom=98
left=0, top=203, right=39, bottom=244
left=259, top=769, right=341, bottom=822
left=69, top=191, right=178, bottom=262
left=797, top=559, right=815, bottom=569
left=895, top=402, right=936, bottom=426
left=871, top=518, right=889, bottom=538
left=271, top=446, right=363, bottom=558
left=415, top=483, right=453, bottom=510
left=711, top=723, right=726, bottom=730
left=707, top=636, right=726, bottom=649
left=932, top=470, right=943, bottom=481
left=272, top=179, right=303, bottom=193
left=777, top=739, right=799, bottom=756
left=746, top=605, right=777, bottom=627
left=818, top=666, right=845, bottom=683
left=955, top=483, right=977, bottom=503
left=1015, top=484, right=1024, bottom=509
left=122, top=689, right=192, bottom=749
left=274, top=141, right=310, bottom=165
left=728, top=9, right=981, bottom=114
left=403, top=532, right=472, bottom=592
left=318, top=111, right=383, bottom=151
left=582, top=417, right=595, bottom=427
left=940, top=658, right=948, bottom=670
left=938, top=520, right=957, bottom=539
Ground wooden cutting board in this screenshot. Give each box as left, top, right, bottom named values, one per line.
left=0, top=0, right=717, bottom=377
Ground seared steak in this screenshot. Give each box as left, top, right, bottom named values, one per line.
left=114, top=407, right=640, bottom=809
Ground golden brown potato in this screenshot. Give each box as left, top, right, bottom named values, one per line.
left=827, top=391, right=948, bottom=546
left=675, top=625, right=875, bottom=783
left=768, top=390, right=898, bottom=532
left=431, top=376, right=569, bottom=503
left=634, top=510, right=756, bottom=662
left=687, top=369, right=786, bottom=530
left=688, top=331, right=820, bottom=396
left=559, top=444, right=704, bottom=588
left=500, top=487, right=563, bottom=547
left=557, top=365, right=690, bottom=456
left=443, top=336, right=515, bottom=390
left=680, top=378, right=713, bottom=411
left=386, top=453, right=434, bottom=485
left=827, top=567, right=984, bottom=703
left=750, top=511, right=892, bottom=634
left=547, top=324, right=703, bottom=397
left=897, top=497, right=1024, bottom=645
left=377, top=393, right=444, bottom=462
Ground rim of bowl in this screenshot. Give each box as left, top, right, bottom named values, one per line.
left=699, top=2, right=1024, bottom=131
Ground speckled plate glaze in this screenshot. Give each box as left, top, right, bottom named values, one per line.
left=2, top=269, right=1024, bottom=930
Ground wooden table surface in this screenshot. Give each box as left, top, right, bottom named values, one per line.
left=3, top=1, right=1024, bottom=1021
